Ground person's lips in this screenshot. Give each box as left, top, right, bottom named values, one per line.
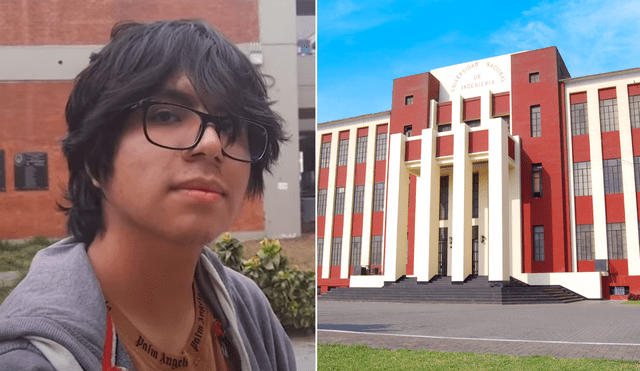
left=171, top=179, right=225, bottom=202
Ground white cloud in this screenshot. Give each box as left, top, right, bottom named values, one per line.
left=490, top=0, right=640, bottom=76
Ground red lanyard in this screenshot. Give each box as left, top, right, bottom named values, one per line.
left=102, top=312, right=128, bottom=371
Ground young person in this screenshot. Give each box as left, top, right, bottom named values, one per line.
left=0, top=20, right=296, bottom=371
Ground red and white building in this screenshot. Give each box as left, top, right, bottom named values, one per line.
left=317, top=46, right=640, bottom=300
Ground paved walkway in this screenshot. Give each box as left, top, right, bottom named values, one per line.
left=290, top=333, right=316, bottom=370
left=318, top=300, right=640, bottom=361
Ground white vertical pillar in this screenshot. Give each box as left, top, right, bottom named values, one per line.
left=360, top=124, right=378, bottom=266
left=510, top=136, right=523, bottom=276
left=451, top=123, right=471, bottom=282
left=321, top=132, right=340, bottom=278
left=384, top=133, right=409, bottom=282
left=414, top=100, right=440, bottom=282
left=488, top=119, right=510, bottom=283
left=587, top=89, right=608, bottom=261
left=340, top=129, right=358, bottom=278
left=617, top=84, right=640, bottom=275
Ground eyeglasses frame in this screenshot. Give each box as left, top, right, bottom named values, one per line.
left=128, top=99, right=269, bottom=163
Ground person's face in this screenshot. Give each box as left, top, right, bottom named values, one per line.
left=100, top=73, right=251, bottom=246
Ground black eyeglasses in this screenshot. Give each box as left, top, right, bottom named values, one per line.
left=128, top=100, right=269, bottom=163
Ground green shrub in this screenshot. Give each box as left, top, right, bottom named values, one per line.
left=213, top=235, right=315, bottom=332
left=213, top=233, right=245, bottom=272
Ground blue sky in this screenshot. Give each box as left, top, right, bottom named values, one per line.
left=318, top=0, right=640, bottom=123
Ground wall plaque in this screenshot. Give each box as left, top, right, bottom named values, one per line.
left=14, top=152, right=48, bottom=191
left=0, top=150, right=5, bottom=191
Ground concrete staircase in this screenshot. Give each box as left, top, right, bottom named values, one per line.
left=318, top=275, right=584, bottom=304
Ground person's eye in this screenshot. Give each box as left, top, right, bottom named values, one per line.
left=147, top=106, right=184, bottom=124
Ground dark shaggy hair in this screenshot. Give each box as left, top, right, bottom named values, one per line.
left=60, top=20, right=286, bottom=245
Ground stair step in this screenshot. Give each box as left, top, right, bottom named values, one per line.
left=320, top=275, right=585, bottom=304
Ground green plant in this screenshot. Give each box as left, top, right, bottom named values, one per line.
left=213, top=233, right=245, bottom=272
left=213, top=236, right=315, bottom=331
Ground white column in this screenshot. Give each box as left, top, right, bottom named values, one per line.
left=360, top=124, right=378, bottom=266
left=414, top=126, right=440, bottom=282
left=587, top=89, right=608, bottom=261
left=488, top=118, right=510, bottom=283
left=383, top=133, right=409, bottom=282
left=321, top=132, right=340, bottom=278
left=617, top=84, right=640, bottom=275
left=340, top=129, right=358, bottom=278
left=510, top=136, right=523, bottom=276
left=451, top=123, right=472, bottom=282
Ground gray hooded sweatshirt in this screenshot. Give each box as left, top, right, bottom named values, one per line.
left=0, top=238, right=297, bottom=370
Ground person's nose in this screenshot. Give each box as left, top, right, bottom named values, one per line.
left=186, top=123, right=224, bottom=161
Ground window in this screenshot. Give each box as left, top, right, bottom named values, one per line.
left=437, top=124, right=451, bottom=132
left=472, top=172, right=479, bottom=218
left=502, top=116, right=511, bottom=134
left=533, top=226, right=544, bottom=261
left=576, top=224, right=595, bottom=261
left=331, top=238, right=342, bottom=266
left=356, top=135, right=367, bottom=163
left=320, top=141, right=331, bottom=168
left=405, top=95, right=414, bottom=105
left=630, top=95, right=640, bottom=129
left=610, top=286, right=629, bottom=296
left=570, top=102, right=589, bottom=136
left=530, top=105, right=541, bottom=137
left=334, top=187, right=345, bottom=215
left=317, top=238, right=324, bottom=266
left=532, top=164, right=543, bottom=198
left=603, top=158, right=623, bottom=194
left=373, top=182, right=385, bottom=212
left=370, top=235, right=383, bottom=265
left=337, top=138, right=349, bottom=166
left=404, top=125, right=412, bottom=137
left=439, top=176, right=449, bottom=220
left=353, top=185, right=365, bottom=214
left=607, top=222, right=626, bottom=259
left=573, top=162, right=592, bottom=196
left=529, top=72, right=540, bottom=83
left=317, top=189, right=327, bottom=216
left=375, top=132, right=387, bottom=161
left=466, top=120, right=481, bottom=128
left=635, top=157, right=640, bottom=192
left=350, top=236, right=362, bottom=266
left=599, top=98, right=619, bottom=132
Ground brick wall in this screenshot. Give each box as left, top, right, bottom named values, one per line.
left=0, top=0, right=259, bottom=45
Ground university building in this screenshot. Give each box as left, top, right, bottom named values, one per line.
left=317, top=46, right=640, bottom=300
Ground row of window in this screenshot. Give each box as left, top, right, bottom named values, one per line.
left=322, top=223, right=630, bottom=267
left=574, top=222, right=630, bottom=261
left=317, top=182, right=385, bottom=217
left=317, top=235, right=384, bottom=267
left=571, top=95, right=640, bottom=136
left=571, top=156, right=640, bottom=197
left=534, top=222, right=630, bottom=263
left=319, top=131, right=387, bottom=169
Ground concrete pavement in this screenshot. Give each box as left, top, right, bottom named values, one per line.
left=318, top=300, right=640, bottom=361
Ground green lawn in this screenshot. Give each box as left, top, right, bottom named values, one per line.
left=318, top=344, right=640, bottom=370
left=623, top=300, right=640, bottom=305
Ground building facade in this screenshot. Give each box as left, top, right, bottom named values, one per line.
left=0, top=0, right=315, bottom=241
left=317, top=46, right=640, bottom=300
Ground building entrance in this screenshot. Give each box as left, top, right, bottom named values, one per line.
left=472, top=225, right=479, bottom=275
left=438, top=227, right=448, bottom=276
